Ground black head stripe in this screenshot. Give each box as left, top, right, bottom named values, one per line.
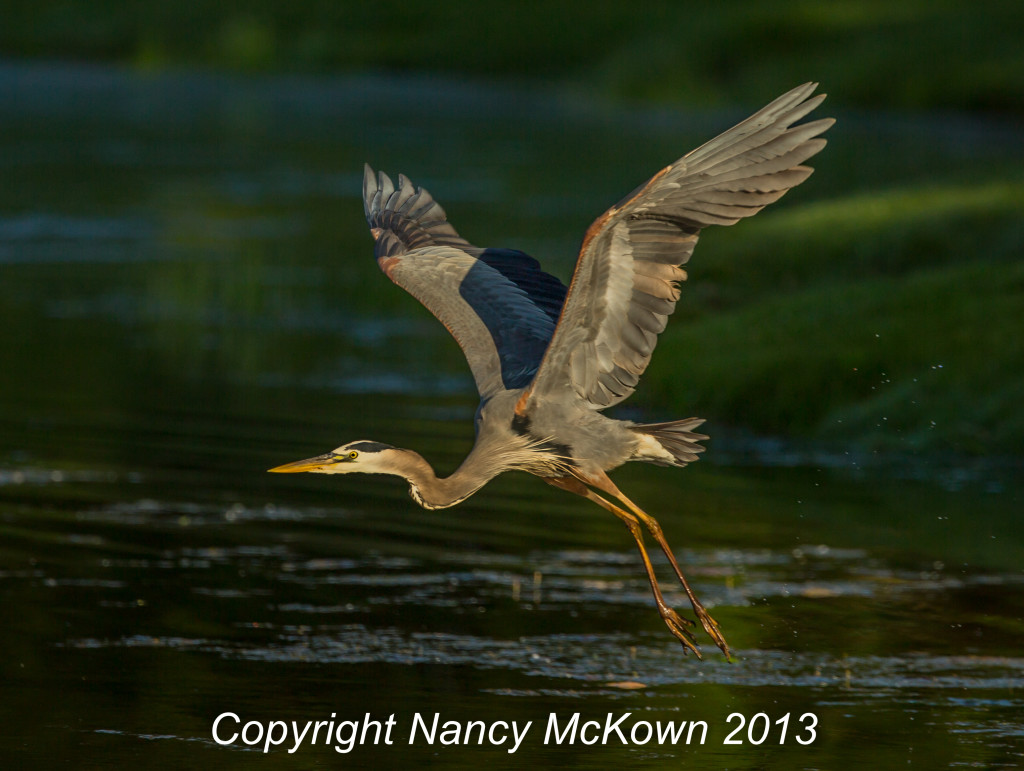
left=348, top=441, right=394, bottom=453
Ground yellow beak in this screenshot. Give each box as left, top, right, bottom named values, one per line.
left=267, top=453, right=337, bottom=473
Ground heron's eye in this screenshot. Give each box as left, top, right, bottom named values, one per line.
left=348, top=451, right=358, bottom=460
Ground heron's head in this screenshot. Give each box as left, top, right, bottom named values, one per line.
left=268, top=440, right=398, bottom=475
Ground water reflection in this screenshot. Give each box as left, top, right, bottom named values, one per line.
left=60, top=626, right=1024, bottom=693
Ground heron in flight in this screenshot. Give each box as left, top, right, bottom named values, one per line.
left=270, top=83, right=833, bottom=659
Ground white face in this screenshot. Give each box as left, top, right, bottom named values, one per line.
left=268, top=441, right=392, bottom=475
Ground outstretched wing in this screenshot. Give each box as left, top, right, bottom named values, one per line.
left=525, top=83, right=834, bottom=410
left=363, top=165, right=568, bottom=399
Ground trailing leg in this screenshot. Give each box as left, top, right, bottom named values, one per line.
left=545, top=476, right=702, bottom=657
left=583, top=472, right=731, bottom=660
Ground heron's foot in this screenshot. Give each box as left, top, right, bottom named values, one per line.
left=660, top=606, right=703, bottom=659
left=690, top=598, right=731, bottom=661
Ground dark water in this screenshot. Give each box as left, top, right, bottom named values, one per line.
left=1, top=62, right=1022, bottom=768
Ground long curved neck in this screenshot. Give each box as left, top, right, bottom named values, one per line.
left=391, top=447, right=497, bottom=510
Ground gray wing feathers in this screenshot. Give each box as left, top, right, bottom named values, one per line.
left=363, top=164, right=473, bottom=257
left=363, top=166, right=565, bottom=399
left=382, top=246, right=556, bottom=398
left=628, top=86, right=832, bottom=229
left=530, top=83, right=833, bottom=409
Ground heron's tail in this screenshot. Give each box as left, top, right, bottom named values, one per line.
left=629, top=418, right=707, bottom=467
left=363, top=164, right=473, bottom=258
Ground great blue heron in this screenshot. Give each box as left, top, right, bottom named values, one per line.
left=270, top=83, right=833, bottom=659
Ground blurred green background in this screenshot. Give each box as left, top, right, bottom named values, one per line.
left=7, top=0, right=1022, bottom=455
left=5, top=0, right=1024, bottom=114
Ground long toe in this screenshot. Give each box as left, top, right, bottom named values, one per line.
left=692, top=603, right=731, bottom=660
left=661, top=607, right=702, bottom=659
